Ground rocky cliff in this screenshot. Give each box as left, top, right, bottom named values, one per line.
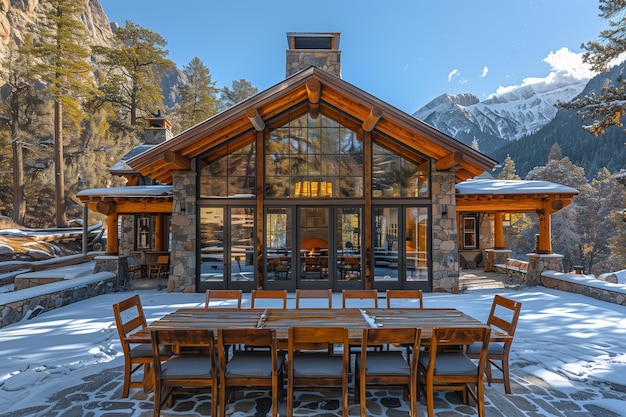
left=0, top=0, right=113, bottom=78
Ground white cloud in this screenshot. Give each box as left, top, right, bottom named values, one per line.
left=481, top=66, right=489, bottom=78
left=494, top=47, right=596, bottom=96
left=448, top=69, right=460, bottom=82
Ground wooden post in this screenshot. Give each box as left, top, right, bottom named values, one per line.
left=537, top=205, right=552, bottom=254
left=106, top=213, right=119, bottom=255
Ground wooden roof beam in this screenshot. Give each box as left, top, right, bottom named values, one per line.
left=306, top=78, right=321, bottom=104
left=362, top=107, right=383, bottom=132
left=245, top=107, right=265, bottom=131
left=164, top=151, right=191, bottom=170
left=435, top=151, right=463, bottom=170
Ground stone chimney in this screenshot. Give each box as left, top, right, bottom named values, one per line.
left=286, top=32, right=341, bottom=78
left=144, top=110, right=173, bottom=145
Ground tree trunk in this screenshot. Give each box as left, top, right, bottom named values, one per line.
left=11, top=125, right=25, bottom=225
left=54, top=100, right=66, bottom=227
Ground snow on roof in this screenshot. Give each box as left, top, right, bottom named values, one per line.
left=76, top=185, right=172, bottom=198
left=456, top=178, right=578, bottom=195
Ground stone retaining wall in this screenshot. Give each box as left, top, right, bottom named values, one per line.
left=541, top=271, right=626, bottom=306
left=0, top=272, right=116, bottom=329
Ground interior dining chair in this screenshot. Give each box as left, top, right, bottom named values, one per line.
left=466, top=294, right=522, bottom=394
left=112, top=294, right=170, bottom=398
left=205, top=289, right=243, bottom=309
left=341, top=289, right=379, bottom=309
left=417, top=326, right=492, bottom=417
left=386, top=289, right=424, bottom=309
left=295, top=289, right=332, bottom=309
left=287, top=326, right=350, bottom=417
left=217, top=328, right=285, bottom=417
left=148, top=255, right=170, bottom=279
left=150, top=328, right=218, bottom=417
left=250, top=289, right=288, bottom=309
left=355, top=327, right=422, bottom=417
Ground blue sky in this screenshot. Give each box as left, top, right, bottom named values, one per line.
left=99, top=0, right=607, bottom=113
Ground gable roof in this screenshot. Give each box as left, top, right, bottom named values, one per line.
left=128, top=67, right=497, bottom=183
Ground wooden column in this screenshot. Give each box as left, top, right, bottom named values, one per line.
left=154, top=215, right=164, bottom=251
left=106, top=213, right=119, bottom=255
left=537, top=204, right=552, bottom=254
left=363, top=130, right=372, bottom=289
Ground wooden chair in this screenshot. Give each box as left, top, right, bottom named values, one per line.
left=113, top=295, right=169, bottom=398
left=148, top=255, right=170, bottom=279
left=287, top=326, right=350, bottom=417
left=150, top=328, right=218, bottom=417
left=342, top=289, right=379, bottom=308
left=295, top=289, right=332, bottom=309
left=417, top=327, right=491, bottom=417
left=250, top=289, right=288, bottom=309
left=205, top=289, right=243, bottom=309
left=217, top=328, right=285, bottom=417
left=355, top=327, right=422, bottom=417
left=467, top=294, right=522, bottom=394
left=386, top=289, right=424, bottom=309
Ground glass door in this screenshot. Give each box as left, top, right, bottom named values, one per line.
left=335, top=207, right=363, bottom=288
left=298, top=207, right=331, bottom=287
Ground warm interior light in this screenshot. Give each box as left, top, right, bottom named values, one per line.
left=294, top=181, right=332, bottom=197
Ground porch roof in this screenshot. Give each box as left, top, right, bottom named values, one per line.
left=456, top=178, right=579, bottom=213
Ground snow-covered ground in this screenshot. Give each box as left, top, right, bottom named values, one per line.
left=0, top=287, right=625, bottom=416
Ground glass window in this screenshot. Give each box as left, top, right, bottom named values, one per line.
left=199, top=207, right=225, bottom=283
left=199, top=141, right=256, bottom=198
left=463, top=216, right=478, bottom=249
left=372, top=142, right=429, bottom=198
left=265, top=108, right=363, bottom=198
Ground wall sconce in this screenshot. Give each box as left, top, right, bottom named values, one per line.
left=180, top=205, right=186, bottom=214
left=441, top=205, right=447, bottom=218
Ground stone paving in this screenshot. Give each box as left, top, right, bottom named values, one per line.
left=3, top=354, right=624, bottom=417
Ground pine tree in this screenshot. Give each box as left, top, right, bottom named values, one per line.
left=556, top=0, right=626, bottom=137
left=94, top=20, right=172, bottom=129
left=220, top=79, right=258, bottom=110
left=0, top=37, right=40, bottom=225
left=471, top=137, right=480, bottom=151
left=31, top=0, right=100, bottom=227
left=548, top=142, right=562, bottom=161
left=174, top=57, right=219, bottom=131
left=497, top=154, right=521, bottom=180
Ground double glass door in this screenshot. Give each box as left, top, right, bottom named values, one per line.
left=265, top=206, right=363, bottom=290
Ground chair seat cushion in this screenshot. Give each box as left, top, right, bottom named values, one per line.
left=130, top=343, right=171, bottom=359
left=467, top=341, right=505, bottom=355
left=419, top=352, right=478, bottom=376
left=293, top=353, right=343, bottom=378
left=162, top=355, right=213, bottom=379
left=356, top=351, right=410, bottom=376
left=227, top=351, right=285, bottom=378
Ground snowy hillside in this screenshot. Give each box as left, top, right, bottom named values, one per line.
left=413, top=68, right=592, bottom=142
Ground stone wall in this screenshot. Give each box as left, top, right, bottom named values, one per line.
left=431, top=170, right=459, bottom=292
left=0, top=273, right=116, bottom=329
left=169, top=170, right=197, bottom=293
left=286, top=50, right=341, bottom=78
left=541, top=271, right=626, bottom=306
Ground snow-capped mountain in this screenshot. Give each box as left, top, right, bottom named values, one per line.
left=413, top=68, right=593, bottom=147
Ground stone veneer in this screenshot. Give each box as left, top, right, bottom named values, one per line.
left=169, top=170, right=197, bottom=293
left=431, top=170, right=459, bottom=292
left=0, top=273, right=115, bottom=328
left=541, top=271, right=626, bottom=306
left=286, top=50, right=341, bottom=78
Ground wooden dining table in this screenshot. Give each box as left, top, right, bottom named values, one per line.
left=127, top=307, right=511, bottom=346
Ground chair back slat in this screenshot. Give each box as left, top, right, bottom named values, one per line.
left=251, top=289, right=288, bottom=309
left=342, top=289, right=379, bottom=308
left=296, top=289, right=332, bottom=309
left=205, top=289, right=243, bottom=309
left=487, top=295, right=522, bottom=337
left=385, top=289, right=424, bottom=309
